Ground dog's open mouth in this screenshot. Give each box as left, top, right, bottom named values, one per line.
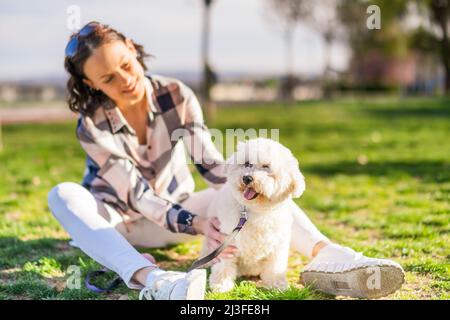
left=243, top=187, right=259, bottom=200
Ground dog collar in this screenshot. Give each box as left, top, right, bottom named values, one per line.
left=237, top=206, right=248, bottom=228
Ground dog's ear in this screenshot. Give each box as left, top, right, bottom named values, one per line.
left=290, top=159, right=305, bottom=198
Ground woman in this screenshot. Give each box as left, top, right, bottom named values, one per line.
left=48, top=21, right=405, bottom=300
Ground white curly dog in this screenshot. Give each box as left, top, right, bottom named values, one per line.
left=203, top=138, right=305, bottom=293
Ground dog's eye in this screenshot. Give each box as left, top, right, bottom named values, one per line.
left=244, top=161, right=252, bottom=168
left=262, top=164, right=270, bottom=170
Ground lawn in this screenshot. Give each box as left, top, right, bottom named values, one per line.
left=0, top=97, right=449, bottom=300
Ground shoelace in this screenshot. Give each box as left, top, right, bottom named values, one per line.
left=139, top=286, right=176, bottom=300
left=139, top=287, right=154, bottom=300
left=342, top=246, right=364, bottom=261
left=138, top=272, right=184, bottom=300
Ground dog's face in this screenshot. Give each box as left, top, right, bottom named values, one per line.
left=225, top=138, right=305, bottom=210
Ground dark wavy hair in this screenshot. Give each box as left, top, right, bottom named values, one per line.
left=64, top=21, right=152, bottom=117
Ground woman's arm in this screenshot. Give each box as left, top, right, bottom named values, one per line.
left=180, top=84, right=227, bottom=189
left=179, top=85, right=238, bottom=259
left=76, top=116, right=199, bottom=235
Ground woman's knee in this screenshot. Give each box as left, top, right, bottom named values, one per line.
left=47, top=182, right=93, bottom=219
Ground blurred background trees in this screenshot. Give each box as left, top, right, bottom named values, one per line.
left=337, top=0, right=412, bottom=94
left=256, top=0, right=449, bottom=103
left=1, top=0, right=449, bottom=124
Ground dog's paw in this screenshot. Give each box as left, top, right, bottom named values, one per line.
left=209, top=278, right=235, bottom=293
left=261, top=275, right=289, bottom=290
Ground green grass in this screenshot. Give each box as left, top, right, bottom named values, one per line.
left=0, top=96, right=449, bottom=300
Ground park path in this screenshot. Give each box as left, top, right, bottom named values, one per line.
left=0, top=105, right=77, bottom=124
left=0, top=100, right=273, bottom=125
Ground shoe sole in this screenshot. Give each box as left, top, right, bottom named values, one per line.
left=300, top=264, right=405, bottom=299
left=185, top=269, right=207, bottom=300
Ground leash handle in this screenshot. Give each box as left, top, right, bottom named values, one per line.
left=85, top=268, right=123, bottom=293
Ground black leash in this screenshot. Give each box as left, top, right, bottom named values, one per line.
left=187, top=207, right=248, bottom=272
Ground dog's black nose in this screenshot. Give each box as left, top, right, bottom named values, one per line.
left=242, top=175, right=253, bottom=185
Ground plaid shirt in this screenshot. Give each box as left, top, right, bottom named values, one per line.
left=76, top=74, right=226, bottom=234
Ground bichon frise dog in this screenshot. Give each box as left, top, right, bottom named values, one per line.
left=203, top=138, right=305, bottom=292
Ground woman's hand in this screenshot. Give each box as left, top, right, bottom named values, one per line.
left=141, top=253, right=157, bottom=264
left=194, top=216, right=237, bottom=262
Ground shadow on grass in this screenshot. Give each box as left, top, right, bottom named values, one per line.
left=364, top=98, right=450, bottom=119
left=0, top=236, right=199, bottom=299
left=206, top=279, right=328, bottom=300
left=304, top=160, right=450, bottom=182
left=0, top=236, right=195, bottom=270
left=0, top=236, right=324, bottom=300
left=0, top=236, right=103, bottom=299
left=0, top=237, right=75, bottom=269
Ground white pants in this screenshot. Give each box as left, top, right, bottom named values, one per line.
left=47, top=182, right=328, bottom=289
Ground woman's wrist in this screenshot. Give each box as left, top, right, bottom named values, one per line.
left=192, top=215, right=206, bottom=235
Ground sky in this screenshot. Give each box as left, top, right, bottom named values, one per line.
left=0, top=0, right=351, bottom=82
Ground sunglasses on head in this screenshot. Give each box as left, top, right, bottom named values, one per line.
left=65, top=21, right=102, bottom=58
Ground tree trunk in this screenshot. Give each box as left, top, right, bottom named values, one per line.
left=0, top=119, right=3, bottom=151
left=285, top=26, right=294, bottom=79
left=201, top=0, right=216, bottom=122
left=444, top=54, right=450, bottom=94
left=281, top=25, right=296, bottom=104
left=431, top=0, right=450, bottom=94
left=438, top=12, right=450, bottom=94
left=442, top=34, right=450, bottom=94
left=323, top=33, right=333, bottom=99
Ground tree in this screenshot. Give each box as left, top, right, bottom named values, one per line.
left=337, top=0, right=411, bottom=89
left=265, top=0, right=311, bottom=101
left=339, top=0, right=411, bottom=56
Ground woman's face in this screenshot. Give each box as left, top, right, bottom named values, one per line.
left=82, top=38, right=146, bottom=107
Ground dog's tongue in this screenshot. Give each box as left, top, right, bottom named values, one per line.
left=243, top=187, right=258, bottom=200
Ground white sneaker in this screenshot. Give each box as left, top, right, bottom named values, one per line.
left=300, top=244, right=405, bottom=299
left=139, top=269, right=207, bottom=300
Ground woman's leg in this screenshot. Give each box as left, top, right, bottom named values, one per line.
left=288, top=200, right=331, bottom=258
left=47, top=181, right=157, bottom=289
left=287, top=200, right=405, bottom=298
left=104, top=187, right=218, bottom=286
left=118, top=187, right=219, bottom=248
left=106, top=210, right=201, bottom=248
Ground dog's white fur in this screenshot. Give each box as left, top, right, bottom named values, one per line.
left=203, top=138, right=305, bottom=292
